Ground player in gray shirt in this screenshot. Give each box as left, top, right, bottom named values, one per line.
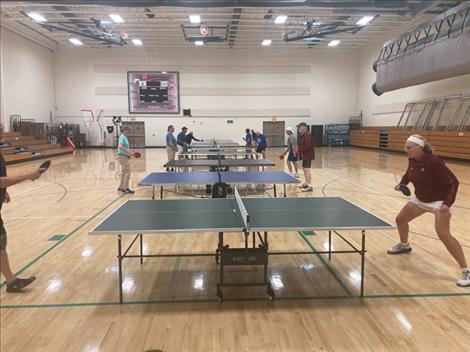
left=280, top=127, right=299, bottom=177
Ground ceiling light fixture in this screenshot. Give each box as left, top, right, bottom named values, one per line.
left=261, top=39, right=272, bottom=46
left=109, top=14, right=124, bottom=23
left=356, top=15, right=375, bottom=26
left=328, top=40, right=340, bottom=47
left=69, top=38, right=83, bottom=46
left=26, top=12, right=47, bottom=22
left=274, top=15, right=287, bottom=24
left=132, top=39, right=143, bottom=46
left=195, top=40, right=204, bottom=46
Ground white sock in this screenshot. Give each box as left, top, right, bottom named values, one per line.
left=462, top=267, right=470, bottom=273
left=400, top=242, right=409, bottom=246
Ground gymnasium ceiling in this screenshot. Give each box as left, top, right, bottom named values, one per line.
left=0, top=1, right=464, bottom=50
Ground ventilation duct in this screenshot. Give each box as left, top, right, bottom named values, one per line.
left=372, top=2, right=470, bottom=96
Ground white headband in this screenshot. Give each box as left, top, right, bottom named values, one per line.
left=407, top=136, right=425, bottom=147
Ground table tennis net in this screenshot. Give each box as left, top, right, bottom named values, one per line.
left=234, top=187, right=250, bottom=230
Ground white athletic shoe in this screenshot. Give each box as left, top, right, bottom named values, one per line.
left=457, top=269, right=470, bottom=287
left=301, top=186, right=313, bottom=192
left=387, top=243, right=412, bottom=254
left=298, top=183, right=308, bottom=189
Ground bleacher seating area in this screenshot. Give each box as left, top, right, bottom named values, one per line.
left=350, top=128, right=470, bottom=161
left=1, top=131, right=74, bottom=164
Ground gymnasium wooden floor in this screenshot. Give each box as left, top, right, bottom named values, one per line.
left=1, top=147, right=469, bottom=352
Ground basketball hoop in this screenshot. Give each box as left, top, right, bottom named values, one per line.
left=81, top=109, right=94, bottom=129
left=81, top=108, right=105, bottom=146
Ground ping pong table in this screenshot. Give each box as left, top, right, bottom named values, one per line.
left=90, top=189, right=394, bottom=303
left=164, top=158, right=275, bottom=171
left=179, top=149, right=255, bottom=159
left=191, top=138, right=241, bottom=148
left=138, top=171, right=300, bottom=199
left=186, top=138, right=251, bottom=152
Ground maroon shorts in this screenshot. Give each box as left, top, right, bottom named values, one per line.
left=302, top=159, right=312, bottom=168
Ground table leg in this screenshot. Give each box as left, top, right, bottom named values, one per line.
left=216, top=232, right=223, bottom=264
left=328, top=230, right=332, bottom=260
left=118, top=234, right=123, bottom=304
left=360, top=230, right=366, bottom=297
left=160, top=185, right=163, bottom=199
left=274, top=184, right=277, bottom=198
left=244, top=230, right=249, bottom=258
left=139, top=234, right=143, bottom=264
left=283, top=183, right=286, bottom=197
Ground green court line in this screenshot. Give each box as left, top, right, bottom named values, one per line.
left=0, top=295, right=350, bottom=309
left=363, top=292, right=470, bottom=299
left=299, top=231, right=317, bottom=236
left=0, top=195, right=123, bottom=289
left=48, top=234, right=66, bottom=241
left=297, top=232, right=354, bottom=297
left=1, top=292, right=469, bottom=309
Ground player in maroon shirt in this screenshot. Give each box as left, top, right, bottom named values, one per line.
left=389, top=135, right=469, bottom=287
left=295, top=122, right=315, bottom=192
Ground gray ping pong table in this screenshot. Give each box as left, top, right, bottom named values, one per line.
left=138, top=171, right=300, bottom=199
left=190, top=138, right=241, bottom=147
left=90, top=189, right=394, bottom=303
left=164, top=158, right=275, bottom=171
left=179, top=149, right=255, bottom=159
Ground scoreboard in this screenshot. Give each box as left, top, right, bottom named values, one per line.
left=127, top=71, right=180, bottom=114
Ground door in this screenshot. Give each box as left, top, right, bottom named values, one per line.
left=310, top=125, right=324, bottom=146
left=263, top=121, right=285, bottom=147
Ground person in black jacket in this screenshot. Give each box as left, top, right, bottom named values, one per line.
left=184, top=132, right=202, bottom=147
left=0, top=123, right=44, bottom=292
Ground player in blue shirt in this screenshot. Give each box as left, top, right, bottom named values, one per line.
left=243, top=128, right=252, bottom=146
left=176, top=127, right=188, bottom=153
left=165, top=125, right=178, bottom=171
left=255, top=131, right=267, bottom=159
left=117, top=126, right=135, bottom=194
left=242, top=128, right=253, bottom=159
left=251, top=129, right=258, bottom=148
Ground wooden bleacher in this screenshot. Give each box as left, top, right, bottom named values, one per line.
left=350, top=128, right=470, bottom=161
left=1, top=131, right=74, bottom=165
left=349, top=128, right=382, bottom=149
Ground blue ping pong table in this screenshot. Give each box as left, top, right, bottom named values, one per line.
left=138, top=171, right=300, bottom=199
left=90, top=189, right=394, bottom=303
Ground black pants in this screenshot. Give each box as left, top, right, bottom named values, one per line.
left=0, top=216, right=7, bottom=250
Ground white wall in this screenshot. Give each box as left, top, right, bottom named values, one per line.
left=356, top=19, right=470, bottom=127
left=53, top=46, right=359, bottom=146
left=0, top=27, right=56, bottom=128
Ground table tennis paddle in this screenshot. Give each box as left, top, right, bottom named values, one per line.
left=133, top=151, right=141, bottom=158
left=278, top=154, right=284, bottom=160
left=399, top=184, right=411, bottom=196
left=38, top=160, right=51, bottom=173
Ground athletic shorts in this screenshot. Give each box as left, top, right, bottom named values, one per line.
left=287, top=151, right=298, bottom=162
left=256, top=146, right=266, bottom=153
left=410, top=197, right=445, bottom=213
left=302, top=159, right=312, bottom=168
left=0, top=216, right=6, bottom=250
